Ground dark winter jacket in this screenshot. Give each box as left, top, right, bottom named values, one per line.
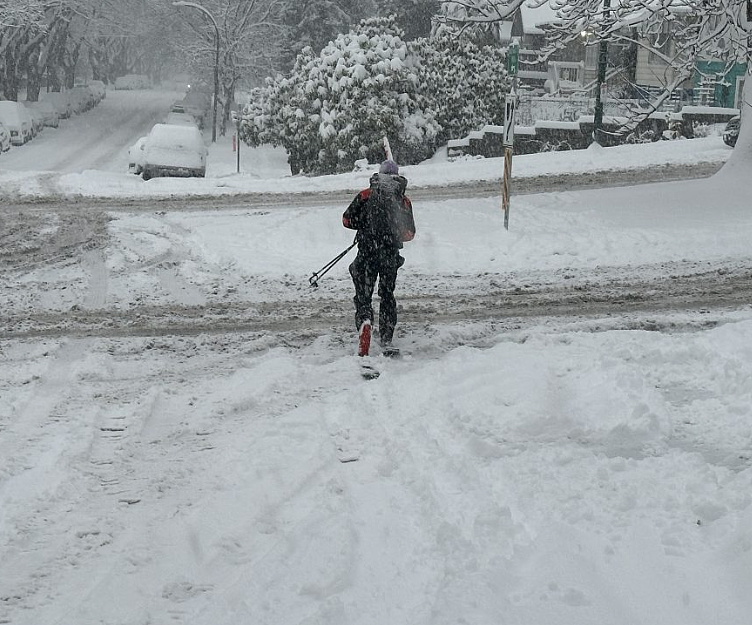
left=342, top=173, right=415, bottom=250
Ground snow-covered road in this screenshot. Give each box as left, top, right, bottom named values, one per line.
left=0, top=89, right=178, bottom=174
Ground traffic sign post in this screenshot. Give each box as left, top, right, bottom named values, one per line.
left=231, top=110, right=241, bottom=174
left=502, top=39, right=520, bottom=231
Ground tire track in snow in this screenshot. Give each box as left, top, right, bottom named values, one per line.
left=0, top=247, right=106, bottom=492
left=152, top=215, right=208, bottom=307
left=0, top=240, right=110, bottom=618
left=3, top=260, right=750, bottom=341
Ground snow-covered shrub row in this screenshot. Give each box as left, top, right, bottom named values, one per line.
left=240, top=16, right=509, bottom=175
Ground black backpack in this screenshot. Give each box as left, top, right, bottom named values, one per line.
left=363, top=173, right=407, bottom=248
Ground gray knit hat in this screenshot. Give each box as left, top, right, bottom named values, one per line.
left=379, top=160, right=399, bottom=175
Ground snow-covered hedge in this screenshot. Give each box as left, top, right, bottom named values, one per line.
left=240, top=17, right=510, bottom=175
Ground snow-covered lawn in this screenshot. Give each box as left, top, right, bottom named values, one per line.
left=0, top=88, right=733, bottom=199
left=2, top=91, right=752, bottom=624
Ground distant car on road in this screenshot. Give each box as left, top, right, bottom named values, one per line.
left=723, top=116, right=740, bottom=147
left=0, top=101, right=34, bottom=145
left=141, top=123, right=207, bottom=180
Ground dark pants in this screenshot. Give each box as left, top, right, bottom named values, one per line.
left=349, top=246, right=403, bottom=344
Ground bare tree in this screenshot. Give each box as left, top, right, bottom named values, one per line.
left=172, top=0, right=288, bottom=136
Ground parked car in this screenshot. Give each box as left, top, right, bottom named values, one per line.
left=165, top=112, right=198, bottom=127
left=0, top=121, right=11, bottom=152
left=723, top=116, right=740, bottom=147
left=69, top=86, right=96, bottom=112
left=0, top=101, right=34, bottom=145
left=180, top=90, right=211, bottom=128
left=141, top=123, right=207, bottom=180
left=43, top=92, right=72, bottom=119
left=86, top=80, right=107, bottom=101
left=74, top=81, right=104, bottom=105
left=23, top=100, right=59, bottom=128
left=128, top=136, right=148, bottom=174
left=21, top=103, right=45, bottom=136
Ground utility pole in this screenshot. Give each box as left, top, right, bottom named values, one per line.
left=172, top=1, right=220, bottom=143
left=593, top=0, right=612, bottom=145
left=502, top=39, right=520, bottom=231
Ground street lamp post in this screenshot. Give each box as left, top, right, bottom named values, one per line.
left=593, top=0, right=612, bottom=145
left=172, top=1, right=219, bottom=143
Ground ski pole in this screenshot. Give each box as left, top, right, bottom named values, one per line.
left=309, top=238, right=357, bottom=288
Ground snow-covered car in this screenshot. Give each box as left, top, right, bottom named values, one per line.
left=23, top=100, right=59, bottom=128
left=0, top=121, right=11, bottom=152
left=88, top=80, right=107, bottom=102
left=128, top=136, right=147, bottom=174
left=165, top=112, right=198, bottom=127
left=0, top=101, right=34, bottom=145
left=69, top=86, right=96, bottom=112
left=114, top=74, right=151, bottom=90
left=141, top=123, right=207, bottom=180
left=723, top=116, right=740, bottom=147
left=21, top=103, right=45, bottom=136
left=180, top=91, right=211, bottom=128
left=43, top=92, right=72, bottom=119
left=85, top=80, right=106, bottom=101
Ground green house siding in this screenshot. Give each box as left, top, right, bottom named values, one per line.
left=693, top=61, right=747, bottom=107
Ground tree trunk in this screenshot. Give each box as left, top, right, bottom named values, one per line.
left=718, top=72, right=752, bottom=178
left=47, top=66, right=63, bottom=92
left=26, top=65, right=42, bottom=101
left=64, top=64, right=76, bottom=89
left=3, top=45, right=19, bottom=101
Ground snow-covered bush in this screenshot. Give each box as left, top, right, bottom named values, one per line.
left=410, top=31, right=509, bottom=145
left=240, top=47, right=323, bottom=174
left=241, top=16, right=439, bottom=174
left=240, top=16, right=511, bottom=174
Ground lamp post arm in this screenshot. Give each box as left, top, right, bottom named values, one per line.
left=172, top=1, right=218, bottom=32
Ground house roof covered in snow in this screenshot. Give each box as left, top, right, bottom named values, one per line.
left=519, top=1, right=562, bottom=34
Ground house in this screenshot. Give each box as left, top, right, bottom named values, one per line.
left=626, top=7, right=746, bottom=108
left=496, top=2, right=590, bottom=94
left=692, top=61, right=746, bottom=108
left=494, top=0, right=744, bottom=108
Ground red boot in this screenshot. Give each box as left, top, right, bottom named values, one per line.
left=358, top=321, right=371, bottom=357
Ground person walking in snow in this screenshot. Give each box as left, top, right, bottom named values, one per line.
left=342, top=159, right=416, bottom=357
